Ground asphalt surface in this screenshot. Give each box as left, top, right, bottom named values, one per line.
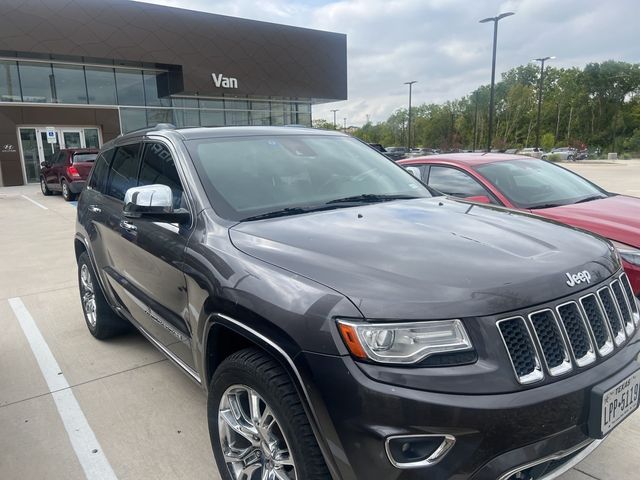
left=1, top=159, right=639, bottom=480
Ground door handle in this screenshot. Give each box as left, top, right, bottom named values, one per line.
left=119, top=220, right=138, bottom=233
left=88, top=205, right=101, bottom=213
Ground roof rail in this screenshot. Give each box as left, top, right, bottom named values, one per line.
left=116, top=123, right=177, bottom=137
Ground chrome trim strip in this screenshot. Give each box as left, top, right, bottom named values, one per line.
left=384, top=434, right=456, bottom=469
left=598, top=286, right=626, bottom=346
left=528, top=309, right=573, bottom=376
left=615, top=275, right=638, bottom=331
left=497, top=317, right=544, bottom=384
left=497, top=438, right=603, bottom=480
left=115, top=306, right=201, bottom=384
left=579, top=293, right=615, bottom=358
left=611, top=279, right=635, bottom=337
left=555, top=301, right=596, bottom=367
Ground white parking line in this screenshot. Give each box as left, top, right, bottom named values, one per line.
left=7, top=297, right=118, bottom=480
left=20, top=194, right=48, bottom=210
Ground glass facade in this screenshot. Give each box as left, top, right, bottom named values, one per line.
left=1, top=58, right=313, bottom=133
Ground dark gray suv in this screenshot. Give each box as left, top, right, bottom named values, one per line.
left=75, top=125, right=640, bottom=480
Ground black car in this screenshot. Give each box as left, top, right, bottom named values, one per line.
left=384, top=146, right=408, bottom=161
left=75, top=125, right=640, bottom=480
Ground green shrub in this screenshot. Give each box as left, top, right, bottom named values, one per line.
left=546, top=153, right=562, bottom=162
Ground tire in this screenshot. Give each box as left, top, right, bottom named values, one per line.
left=567, top=155, right=575, bottom=161
left=209, top=348, right=329, bottom=480
left=62, top=180, right=76, bottom=201
left=40, top=176, right=52, bottom=196
left=77, top=251, right=129, bottom=339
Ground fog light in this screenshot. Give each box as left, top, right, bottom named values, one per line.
left=385, top=434, right=455, bottom=469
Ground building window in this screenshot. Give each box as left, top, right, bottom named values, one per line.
left=199, top=99, right=224, bottom=109
left=200, top=109, right=224, bottom=127
left=115, top=69, right=145, bottom=106
left=120, top=107, right=147, bottom=133
left=86, top=67, right=117, bottom=105
left=18, top=62, right=53, bottom=103
left=225, top=99, right=249, bottom=110
left=144, top=70, right=171, bottom=107
left=225, top=110, right=249, bottom=126
left=174, top=108, right=201, bottom=128
left=146, top=108, right=174, bottom=126
left=52, top=64, right=87, bottom=104
left=0, top=61, right=21, bottom=102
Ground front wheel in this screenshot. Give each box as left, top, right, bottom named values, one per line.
left=567, top=155, right=575, bottom=161
left=40, top=176, right=52, bottom=196
left=77, top=251, right=129, bottom=339
left=209, top=348, right=329, bottom=480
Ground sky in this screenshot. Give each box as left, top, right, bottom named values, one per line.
left=136, top=0, right=640, bottom=126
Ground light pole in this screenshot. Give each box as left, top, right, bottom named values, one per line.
left=479, top=12, right=514, bottom=152
left=404, top=81, right=417, bottom=150
left=534, top=56, right=555, bottom=148
left=330, top=109, right=339, bottom=129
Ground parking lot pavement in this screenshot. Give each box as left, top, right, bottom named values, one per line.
left=0, top=172, right=639, bottom=480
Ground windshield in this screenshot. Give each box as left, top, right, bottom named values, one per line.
left=186, top=135, right=430, bottom=221
left=72, top=153, right=97, bottom=163
left=475, top=158, right=607, bottom=209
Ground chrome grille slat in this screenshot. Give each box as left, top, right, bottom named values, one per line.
left=497, top=317, right=544, bottom=384
left=529, top=309, right=572, bottom=376
left=499, top=272, right=633, bottom=385
left=620, top=274, right=639, bottom=326
left=556, top=301, right=596, bottom=367
left=598, top=286, right=626, bottom=346
left=579, top=294, right=614, bottom=357
left=611, top=279, right=634, bottom=336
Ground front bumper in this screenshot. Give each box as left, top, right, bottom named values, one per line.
left=298, top=336, right=640, bottom=480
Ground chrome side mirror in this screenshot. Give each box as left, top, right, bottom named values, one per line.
left=123, top=184, right=190, bottom=223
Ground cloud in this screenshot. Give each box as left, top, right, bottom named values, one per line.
left=135, top=0, right=640, bottom=125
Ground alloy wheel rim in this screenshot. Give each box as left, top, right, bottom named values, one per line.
left=41, top=178, right=46, bottom=193
left=63, top=182, right=69, bottom=198
left=80, top=264, right=97, bottom=327
left=218, top=385, right=297, bottom=480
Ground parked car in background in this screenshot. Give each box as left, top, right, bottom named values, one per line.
left=408, top=147, right=436, bottom=158
left=552, top=147, right=579, bottom=161
left=384, top=146, right=408, bottom=161
left=518, top=147, right=548, bottom=160
left=40, top=148, right=98, bottom=201
left=399, top=153, right=640, bottom=296
left=368, top=143, right=386, bottom=153
left=76, top=125, right=639, bottom=480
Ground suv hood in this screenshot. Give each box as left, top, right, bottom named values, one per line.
left=534, top=195, right=640, bottom=248
left=229, top=198, right=618, bottom=319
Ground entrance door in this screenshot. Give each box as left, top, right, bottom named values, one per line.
left=18, top=126, right=103, bottom=183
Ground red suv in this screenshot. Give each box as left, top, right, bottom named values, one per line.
left=40, top=148, right=98, bottom=201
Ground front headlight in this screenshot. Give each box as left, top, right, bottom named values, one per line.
left=612, top=241, right=640, bottom=267
left=337, top=319, right=473, bottom=365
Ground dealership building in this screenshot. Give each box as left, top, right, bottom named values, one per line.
left=0, top=0, right=347, bottom=186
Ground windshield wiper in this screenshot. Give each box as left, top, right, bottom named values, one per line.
left=574, top=194, right=607, bottom=204
left=241, top=207, right=317, bottom=221
left=325, top=194, right=420, bottom=204
left=529, top=202, right=565, bottom=210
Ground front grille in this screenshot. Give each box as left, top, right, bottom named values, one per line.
left=498, top=272, right=635, bottom=384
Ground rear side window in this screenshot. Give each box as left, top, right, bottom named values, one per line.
left=87, top=149, right=114, bottom=193
left=72, top=153, right=97, bottom=163
left=107, top=143, right=141, bottom=201
left=138, top=142, right=185, bottom=209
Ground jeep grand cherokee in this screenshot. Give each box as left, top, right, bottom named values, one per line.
left=75, top=125, right=640, bottom=480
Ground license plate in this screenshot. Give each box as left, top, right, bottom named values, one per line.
left=600, top=371, right=640, bottom=436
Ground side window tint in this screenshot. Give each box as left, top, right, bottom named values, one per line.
left=87, top=149, right=114, bottom=193
left=139, top=142, right=185, bottom=209
left=428, top=166, right=491, bottom=199
left=107, top=143, right=141, bottom=201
